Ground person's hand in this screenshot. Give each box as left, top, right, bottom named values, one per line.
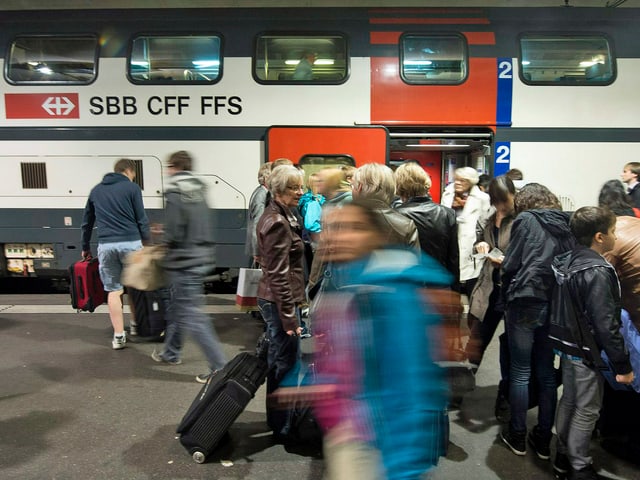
left=616, top=371, right=635, bottom=385
left=81, top=250, right=92, bottom=260
left=286, top=330, right=297, bottom=337
left=475, top=242, right=490, bottom=255
left=489, top=256, right=504, bottom=266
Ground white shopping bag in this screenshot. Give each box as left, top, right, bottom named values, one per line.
left=235, top=267, right=262, bottom=311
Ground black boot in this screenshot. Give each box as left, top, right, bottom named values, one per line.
left=500, top=426, right=526, bottom=456
left=527, top=425, right=552, bottom=460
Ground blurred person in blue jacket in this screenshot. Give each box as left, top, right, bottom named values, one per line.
left=312, top=199, right=450, bottom=480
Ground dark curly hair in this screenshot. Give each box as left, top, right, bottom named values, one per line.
left=514, top=182, right=561, bottom=214
left=598, top=179, right=634, bottom=216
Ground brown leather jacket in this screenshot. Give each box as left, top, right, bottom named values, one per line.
left=257, top=199, right=305, bottom=331
left=604, top=215, right=640, bottom=330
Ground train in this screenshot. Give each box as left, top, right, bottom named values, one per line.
left=0, top=5, right=638, bottom=280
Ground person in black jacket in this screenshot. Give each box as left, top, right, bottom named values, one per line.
left=549, top=206, right=634, bottom=480
left=394, top=161, right=459, bottom=278
left=500, top=183, right=575, bottom=459
left=81, top=158, right=150, bottom=350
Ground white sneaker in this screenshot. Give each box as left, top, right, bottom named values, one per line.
left=112, top=334, right=126, bottom=350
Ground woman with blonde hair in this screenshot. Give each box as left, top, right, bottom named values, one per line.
left=395, top=162, right=459, bottom=277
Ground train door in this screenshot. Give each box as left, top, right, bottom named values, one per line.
left=387, top=128, right=493, bottom=203
left=266, top=125, right=389, bottom=175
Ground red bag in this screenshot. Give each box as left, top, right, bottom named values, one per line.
left=69, top=258, right=106, bottom=312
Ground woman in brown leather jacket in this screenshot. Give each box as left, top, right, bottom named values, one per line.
left=256, top=164, right=306, bottom=439
left=598, top=179, right=640, bottom=331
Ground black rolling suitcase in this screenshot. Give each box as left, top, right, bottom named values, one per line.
left=126, top=287, right=166, bottom=341
left=176, top=352, right=268, bottom=463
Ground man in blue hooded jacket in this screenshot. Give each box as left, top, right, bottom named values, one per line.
left=81, top=158, right=150, bottom=349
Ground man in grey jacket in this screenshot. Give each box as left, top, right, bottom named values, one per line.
left=150, top=151, right=227, bottom=383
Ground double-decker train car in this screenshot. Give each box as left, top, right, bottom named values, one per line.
left=0, top=5, right=638, bottom=279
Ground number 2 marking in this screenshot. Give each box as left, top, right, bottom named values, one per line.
left=495, top=144, right=510, bottom=163
left=498, top=60, right=512, bottom=79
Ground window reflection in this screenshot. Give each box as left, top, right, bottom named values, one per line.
left=254, top=35, right=347, bottom=84
left=7, top=36, right=98, bottom=84
left=520, top=35, right=614, bottom=85
left=401, top=34, right=467, bottom=85
left=129, top=35, right=222, bottom=84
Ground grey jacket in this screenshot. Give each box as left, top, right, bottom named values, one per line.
left=163, top=171, right=215, bottom=271
left=244, top=184, right=269, bottom=257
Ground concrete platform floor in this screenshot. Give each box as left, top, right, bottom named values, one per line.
left=0, top=293, right=636, bottom=480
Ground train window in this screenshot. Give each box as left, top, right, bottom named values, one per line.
left=131, top=159, right=144, bottom=190
left=519, top=34, right=615, bottom=85
left=128, top=35, right=222, bottom=84
left=400, top=33, right=468, bottom=85
left=6, top=35, right=98, bottom=85
left=254, top=34, right=348, bottom=84
left=21, top=162, right=47, bottom=189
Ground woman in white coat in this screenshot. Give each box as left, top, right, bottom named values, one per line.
left=441, top=166, right=492, bottom=296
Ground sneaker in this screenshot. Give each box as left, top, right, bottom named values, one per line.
left=195, top=370, right=218, bottom=384
left=553, top=452, right=571, bottom=477
left=151, top=349, right=182, bottom=365
left=569, top=464, right=597, bottom=480
left=500, top=427, right=526, bottom=456
left=527, top=425, right=552, bottom=460
left=112, top=334, right=126, bottom=350
left=494, top=393, right=511, bottom=423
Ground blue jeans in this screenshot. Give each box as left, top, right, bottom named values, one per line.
left=505, top=302, right=557, bottom=434
left=258, top=298, right=300, bottom=435
left=161, top=266, right=227, bottom=371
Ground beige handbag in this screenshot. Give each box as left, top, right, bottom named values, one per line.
left=122, top=245, right=166, bottom=291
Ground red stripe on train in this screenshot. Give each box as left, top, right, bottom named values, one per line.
left=370, top=31, right=495, bottom=45
left=370, top=17, right=490, bottom=25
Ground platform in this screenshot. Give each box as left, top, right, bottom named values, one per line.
left=0, top=293, right=635, bottom=479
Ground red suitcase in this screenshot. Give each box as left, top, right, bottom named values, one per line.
left=69, top=258, right=106, bottom=312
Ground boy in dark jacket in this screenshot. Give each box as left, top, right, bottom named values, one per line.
left=549, top=206, right=634, bottom=480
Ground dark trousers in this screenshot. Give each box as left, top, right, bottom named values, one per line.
left=466, top=288, right=509, bottom=396
left=258, top=298, right=299, bottom=435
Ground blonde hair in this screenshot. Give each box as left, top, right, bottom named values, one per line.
left=257, top=163, right=272, bottom=185
left=395, top=162, right=431, bottom=200
left=352, top=163, right=396, bottom=204
left=272, top=158, right=294, bottom=169
left=306, top=172, right=320, bottom=194
left=319, top=167, right=349, bottom=193
left=341, top=165, right=356, bottom=183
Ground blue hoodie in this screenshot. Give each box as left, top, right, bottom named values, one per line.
left=81, top=172, right=150, bottom=250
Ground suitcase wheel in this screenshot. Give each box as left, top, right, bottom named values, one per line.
left=192, top=451, right=206, bottom=464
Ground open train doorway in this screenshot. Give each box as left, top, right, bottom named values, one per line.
left=387, top=127, right=493, bottom=203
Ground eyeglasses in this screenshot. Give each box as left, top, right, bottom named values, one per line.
left=287, top=185, right=304, bottom=192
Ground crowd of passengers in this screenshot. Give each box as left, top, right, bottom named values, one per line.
left=247, top=158, right=640, bottom=480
